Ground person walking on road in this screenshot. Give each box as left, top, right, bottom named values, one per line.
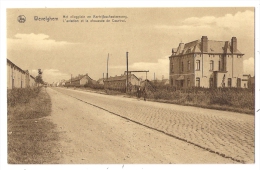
left=137, top=87, right=141, bottom=98
left=143, top=87, right=147, bottom=101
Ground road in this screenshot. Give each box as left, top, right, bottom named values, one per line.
left=46, top=87, right=254, bottom=164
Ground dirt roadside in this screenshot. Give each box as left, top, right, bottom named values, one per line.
left=47, top=88, right=237, bottom=164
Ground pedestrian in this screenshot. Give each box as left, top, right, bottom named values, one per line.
left=137, top=87, right=141, bottom=98
left=143, top=87, right=147, bottom=101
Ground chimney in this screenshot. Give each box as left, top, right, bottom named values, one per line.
left=224, top=41, right=229, bottom=53
left=231, top=37, right=237, bottom=53
left=201, top=36, right=208, bottom=53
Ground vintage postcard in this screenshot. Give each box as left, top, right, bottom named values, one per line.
left=1, top=1, right=259, bottom=170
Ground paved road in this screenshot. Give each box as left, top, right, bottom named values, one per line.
left=48, top=87, right=254, bottom=163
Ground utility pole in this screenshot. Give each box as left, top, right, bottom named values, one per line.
left=107, top=53, right=109, bottom=79
left=126, top=52, right=129, bottom=93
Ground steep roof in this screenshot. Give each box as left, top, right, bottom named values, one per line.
left=70, top=74, right=93, bottom=82
left=172, top=38, right=243, bottom=56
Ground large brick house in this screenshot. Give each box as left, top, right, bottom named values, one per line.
left=169, top=36, right=244, bottom=89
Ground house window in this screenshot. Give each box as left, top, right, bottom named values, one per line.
left=196, top=77, right=200, bottom=87
left=196, top=60, right=200, bottom=70
left=187, top=78, right=190, bottom=87
left=218, top=60, right=221, bottom=70
left=210, top=60, right=214, bottom=71
left=237, top=78, right=241, bottom=88
left=188, top=60, right=191, bottom=71
left=228, top=78, right=232, bottom=87
left=171, top=78, right=174, bottom=86
left=181, top=62, right=184, bottom=72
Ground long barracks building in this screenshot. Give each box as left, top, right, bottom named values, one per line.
left=169, top=36, right=244, bottom=89
left=7, top=59, right=36, bottom=89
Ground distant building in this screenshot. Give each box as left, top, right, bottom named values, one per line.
left=242, top=74, right=255, bottom=89
left=65, top=73, right=95, bottom=87
left=169, top=36, right=244, bottom=89
left=97, top=78, right=105, bottom=85
left=104, top=74, right=140, bottom=91
left=57, top=79, right=66, bottom=87
left=7, top=59, right=35, bottom=89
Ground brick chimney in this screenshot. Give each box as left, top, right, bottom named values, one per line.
left=231, top=37, right=237, bottom=53
left=201, top=36, right=208, bottom=53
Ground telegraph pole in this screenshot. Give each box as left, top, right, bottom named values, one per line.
left=126, top=51, right=129, bottom=93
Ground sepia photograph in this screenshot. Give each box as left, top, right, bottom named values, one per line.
left=1, top=1, right=259, bottom=170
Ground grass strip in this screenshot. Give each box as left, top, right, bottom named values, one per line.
left=7, top=87, right=61, bottom=164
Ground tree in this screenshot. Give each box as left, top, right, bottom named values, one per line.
left=35, top=69, right=44, bottom=86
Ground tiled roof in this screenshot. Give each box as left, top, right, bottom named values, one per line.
left=173, top=38, right=243, bottom=56
left=69, top=74, right=93, bottom=82
left=183, top=40, right=199, bottom=54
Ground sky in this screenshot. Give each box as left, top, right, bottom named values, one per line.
left=6, top=7, right=255, bottom=83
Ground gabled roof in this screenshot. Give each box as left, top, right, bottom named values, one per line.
left=70, top=74, right=93, bottom=82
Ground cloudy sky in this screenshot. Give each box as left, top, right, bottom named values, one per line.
left=7, top=7, right=254, bottom=83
